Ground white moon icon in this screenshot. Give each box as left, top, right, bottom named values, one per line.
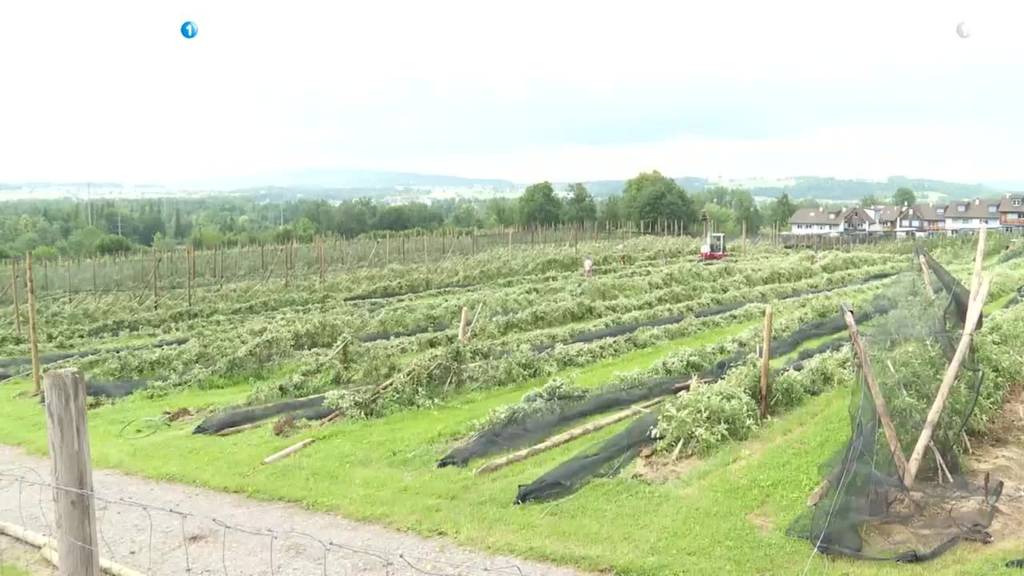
left=956, top=21, right=970, bottom=39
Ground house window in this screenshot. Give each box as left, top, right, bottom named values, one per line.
left=1014, top=199, right=1023, bottom=207
left=937, top=208, right=945, bottom=215
left=957, top=205, right=966, bottom=213
left=988, top=205, right=997, bottom=214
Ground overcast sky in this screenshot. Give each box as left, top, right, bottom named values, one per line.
left=2, top=1, right=1023, bottom=186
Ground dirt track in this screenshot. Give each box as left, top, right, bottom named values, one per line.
left=0, top=445, right=586, bottom=576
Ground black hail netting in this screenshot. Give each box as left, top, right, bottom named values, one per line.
left=437, top=377, right=688, bottom=468
left=789, top=253, right=1000, bottom=563
left=514, top=412, right=659, bottom=504
left=193, top=394, right=329, bottom=434
left=441, top=298, right=897, bottom=469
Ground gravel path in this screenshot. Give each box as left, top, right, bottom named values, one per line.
left=0, top=445, right=587, bottom=576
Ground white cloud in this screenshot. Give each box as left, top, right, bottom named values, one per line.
left=1, top=0, right=1023, bottom=184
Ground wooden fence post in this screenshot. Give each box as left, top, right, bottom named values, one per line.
left=759, top=305, right=773, bottom=420
left=11, top=259, right=22, bottom=336
left=186, top=246, right=193, bottom=308
left=26, top=253, right=41, bottom=396
left=458, top=306, right=470, bottom=343
left=42, top=369, right=101, bottom=576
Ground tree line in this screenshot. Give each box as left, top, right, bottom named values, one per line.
left=0, top=171, right=803, bottom=259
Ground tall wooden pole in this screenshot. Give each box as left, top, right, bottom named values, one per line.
left=918, top=255, right=935, bottom=299
left=759, top=305, right=773, bottom=420
left=42, top=369, right=101, bottom=576
left=186, top=246, right=193, bottom=308
left=842, top=305, right=908, bottom=479
left=25, top=253, right=41, bottom=396
left=11, top=259, right=21, bottom=336
left=904, top=274, right=991, bottom=487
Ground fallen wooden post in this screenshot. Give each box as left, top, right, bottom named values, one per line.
left=842, top=305, right=909, bottom=480
left=904, top=274, right=991, bottom=487
left=262, top=438, right=316, bottom=465
left=474, top=396, right=670, bottom=475
left=0, top=520, right=145, bottom=576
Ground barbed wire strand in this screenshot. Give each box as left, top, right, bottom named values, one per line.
left=0, top=469, right=532, bottom=576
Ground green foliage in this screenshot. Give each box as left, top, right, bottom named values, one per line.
left=562, top=183, right=597, bottom=224
left=765, top=192, right=797, bottom=225
left=893, top=186, right=916, bottom=207
left=518, top=181, right=563, bottom=226
left=656, top=378, right=759, bottom=457
left=622, top=170, right=695, bottom=228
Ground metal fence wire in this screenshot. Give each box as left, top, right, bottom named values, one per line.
left=0, top=468, right=531, bottom=576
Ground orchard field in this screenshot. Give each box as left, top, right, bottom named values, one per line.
left=2, top=233, right=1024, bottom=575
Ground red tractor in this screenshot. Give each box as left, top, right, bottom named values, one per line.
left=699, top=232, right=727, bottom=262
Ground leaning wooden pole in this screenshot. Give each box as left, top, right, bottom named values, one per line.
left=474, top=396, right=670, bottom=475
left=904, top=274, right=991, bottom=488
left=759, top=305, right=773, bottom=420
left=25, top=253, right=42, bottom=396
left=918, top=254, right=935, bottom=299
left=842, top=305, right=908, bottom=479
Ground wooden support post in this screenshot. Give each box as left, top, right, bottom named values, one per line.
left=842, top=305, right=908, bottom=479
left=919, top=255, right=935, bottom=299
left=186, top=246, right=193, bottom=308
left=11, top=258, right=21, bottom=336
left=904, top=274, right=991, bottom=487
left=969, top=226, right=987, bottom=301
left=458, top=306, right=470, bottom=343
left=42, top=369, right=101, bottom=576
left=91, top=258, right=97, bottom=292
left=741, top=221, right=747, bottom=256
left=26, top=253, right=41, bottom=396
left=65, top=259, right=71, bottom=304
left=152, top=250, right=159, bottom=312
left=759, top=305, right=772, bottom=420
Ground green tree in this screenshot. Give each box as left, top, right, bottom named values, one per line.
left=599, top=195, right=623, bottom=225
left=859, top=194, right=881, bottom=208
left=766, top=193, right=797, bottom=226
left=892, top=187, right=916, bottom=207
left=562, top=183, right=597, bottom=224
left=94, top=234, right=133, bottom=255
left=449, top=203, right=482, bottom=228
left=518, top=181, right=563, bottom=226
left=621, top=171, right=695, bottom=229
left=67, top=226, right=105, bottom=256
left=484, top=198, right=517, bottom=227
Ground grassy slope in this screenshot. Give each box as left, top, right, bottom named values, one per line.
left=1, top=320, right=1020, bottom=575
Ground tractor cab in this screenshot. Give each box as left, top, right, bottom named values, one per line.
left=700, top=233, right=727, bottom=262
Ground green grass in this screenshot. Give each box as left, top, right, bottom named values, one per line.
left=0, top=565, right=33, bottom=576
left=2, top=320, right=1022, bottom=575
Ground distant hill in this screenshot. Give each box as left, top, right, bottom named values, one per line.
left=571, top=177, right=709, bottom=198
left=747, top=176, right=1000, bottom=202
left=186, top=169, right=518, bottom=192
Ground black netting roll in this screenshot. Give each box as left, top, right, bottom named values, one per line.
left=193, top=394, right=327, bottom=434
left=438, top=377, right=684, bottom=468
left=514, top=412, right=658, bottom=504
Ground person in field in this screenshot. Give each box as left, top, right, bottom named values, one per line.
left=583, top=256, right=594, bottom=278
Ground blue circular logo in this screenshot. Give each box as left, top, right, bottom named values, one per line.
left=181, top=21, right=198, bottom=39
